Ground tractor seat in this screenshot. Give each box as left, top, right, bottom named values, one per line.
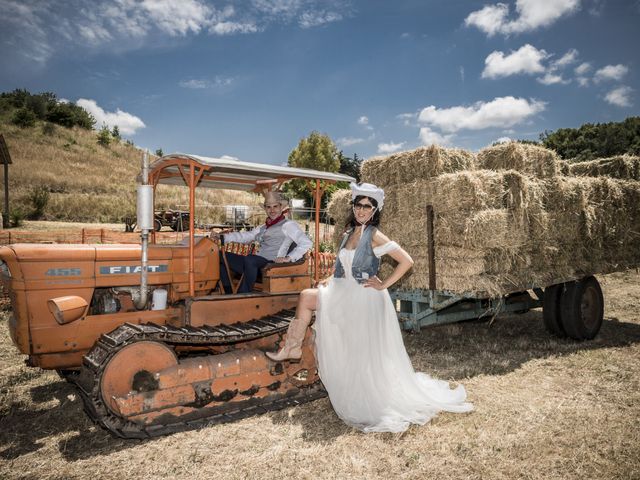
left=221, top=252, right=310, bottom=294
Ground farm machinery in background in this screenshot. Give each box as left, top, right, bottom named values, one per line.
left=124, top=209, right=190, bottom=232
left=0, top=151, right=354, bottom=438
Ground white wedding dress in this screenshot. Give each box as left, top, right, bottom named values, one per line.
left=313, top=241, right=473, bottom=432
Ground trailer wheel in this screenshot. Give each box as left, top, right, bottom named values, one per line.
left=154, top=219, right=163, bottom=232
left=542, top=283, right=565, bottom=337
left=559, top=276, right=604, bottom=340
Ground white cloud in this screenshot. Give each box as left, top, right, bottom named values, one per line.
left=482, top=44, right=548, bottom=79
left=210, top=21, right=258, bottom=35
left=464, top=4, right=509, bottom=37
left=551, top=48, right=579, bottom=68
left=396, top=113, right=417, bottom=127
left=574, top=62, right=591, bottom=76
left=357, top=116, right=369, bottom=125
left=179, top=76, right=235, bottom=90
left=465, top=0, right=580, bottom=36
left=594, top=64, right=629, bottom=83
left=179, top=79, right=210, bottom=89
left=377, top=142, right=405, bottom=154
left=577, top=77, right=590, bottom=87
left=604, top=86, right=633, bottom=107
left=142, top=0, right=212, bottom=36
left=494, top=136, right=512, bottom=144
left=337, top=137, right=365, bottom=147
left=419, top=128, right=453, bottom=146
left=252, top=0, right=305, bottom=18
left=299, top=10, right=343, bottom=28
left=99, top=0, right=213, bottom=38
left=537, top=73, right=569, bottom=85
left=1, top=0, right=349, bottom=66
left=0, top=2, right=53, bottom=64
left=418, top=96, right=545, bottom=133
left=76, top=99, right=146, bottom=136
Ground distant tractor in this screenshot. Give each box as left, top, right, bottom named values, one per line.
left=0, top=152, right=354, bottom=438
left=154, top=209, right=190, bottom=231
left=124, top=209, right=190, bottom=232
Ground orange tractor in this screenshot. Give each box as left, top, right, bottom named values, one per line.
left=0, top=152, right=354, bottom=438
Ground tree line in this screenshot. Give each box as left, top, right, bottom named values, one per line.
left=539, top=116, right=640, bottom=161
left=0, top=88, right=95, bottom=130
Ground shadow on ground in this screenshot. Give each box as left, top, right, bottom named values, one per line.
left=403, top=310, right=640, bottom=380
left=0, top=379, right=153, bottom=462
left=268, top=310, right=640, bottom=442
left=2, top=310, right=639, bottom=457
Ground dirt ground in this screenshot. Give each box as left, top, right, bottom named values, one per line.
left=0, top=270, right=639, bottom=480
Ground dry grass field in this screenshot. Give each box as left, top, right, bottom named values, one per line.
left=0, top=270, right=638, bottom=480
left=0, top=121, right=262, bottom=223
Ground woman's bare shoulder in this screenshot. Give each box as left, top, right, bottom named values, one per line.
left=372, top=228, right=392, bottom=247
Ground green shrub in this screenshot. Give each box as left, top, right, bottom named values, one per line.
left=46, top=102, right=95, bottom=130
left=10, top=208, right=25, bottom=227
left=28, top=186, right=50, bottom=219
left=11, top=107, right=37, bottom=128
left=97, top=125, right=111, bottom=147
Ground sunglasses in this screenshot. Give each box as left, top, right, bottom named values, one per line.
left=354, top=202, right=374, bottom=211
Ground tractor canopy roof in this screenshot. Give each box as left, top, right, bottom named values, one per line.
left=150, top=153, right=356, bottom=192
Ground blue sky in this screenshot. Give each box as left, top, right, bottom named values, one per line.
left=1, top=0, right=639, bottom=164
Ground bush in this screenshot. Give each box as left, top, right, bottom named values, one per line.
left=11, top=107, right=37, bottom=128
left=46, top=102, right=95, bottom=130
left=97, top=125, right=111, bottom=147
left=42, top=122, right=56, bottom=135
left=25, top=95, right=48, bottom=119
left=28, top=186, right=50, bottom=219
left=10, top=208, right=25, bottom=228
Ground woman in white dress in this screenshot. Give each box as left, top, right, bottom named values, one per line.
left=267, top=183, right=473, bottom=432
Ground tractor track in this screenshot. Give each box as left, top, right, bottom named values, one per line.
left=68, top=309, right=326, bottom=439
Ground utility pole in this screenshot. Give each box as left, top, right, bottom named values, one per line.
left=0, top=135, right=12, bottom=228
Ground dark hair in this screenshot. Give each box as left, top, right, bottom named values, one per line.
left=344, top=195, right=381, bottom=230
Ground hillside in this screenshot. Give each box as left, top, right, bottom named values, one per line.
left=0, top=116, right=261, bottom=224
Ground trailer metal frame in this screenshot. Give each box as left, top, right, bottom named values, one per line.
left=390, top=288, right=544, bottom=332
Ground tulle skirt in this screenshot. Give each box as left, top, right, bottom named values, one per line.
left=313, top=277, right=473, bottom=433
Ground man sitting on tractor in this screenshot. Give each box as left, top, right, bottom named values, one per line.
left=211, top=191, right=312, bottom=293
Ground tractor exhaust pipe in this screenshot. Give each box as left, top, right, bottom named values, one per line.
left=135, top=150, right=153, bottom=309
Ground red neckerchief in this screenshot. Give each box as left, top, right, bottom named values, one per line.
left=265, top=214, right=285, bottom=228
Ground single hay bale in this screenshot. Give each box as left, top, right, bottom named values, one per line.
left=361, top=145, right=476, bottom=187
left=568, top=155, right=640, bottom=180
left=477, top=142, right=561, bottom=178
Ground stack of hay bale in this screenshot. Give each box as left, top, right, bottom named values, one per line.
left=327, top=143, right=640, bottom=296
left=568, top=154, right=640, bottom=180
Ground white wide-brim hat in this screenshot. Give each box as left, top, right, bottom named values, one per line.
left=263, top=191, right=289, bottom=208
left=350, top=182, right=384, bottom=210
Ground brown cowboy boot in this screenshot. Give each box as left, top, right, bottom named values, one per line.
left=266, top=317, right=309, bottom=362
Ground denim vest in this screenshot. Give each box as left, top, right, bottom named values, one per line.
left=334, top=225, right=380, bottom=284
